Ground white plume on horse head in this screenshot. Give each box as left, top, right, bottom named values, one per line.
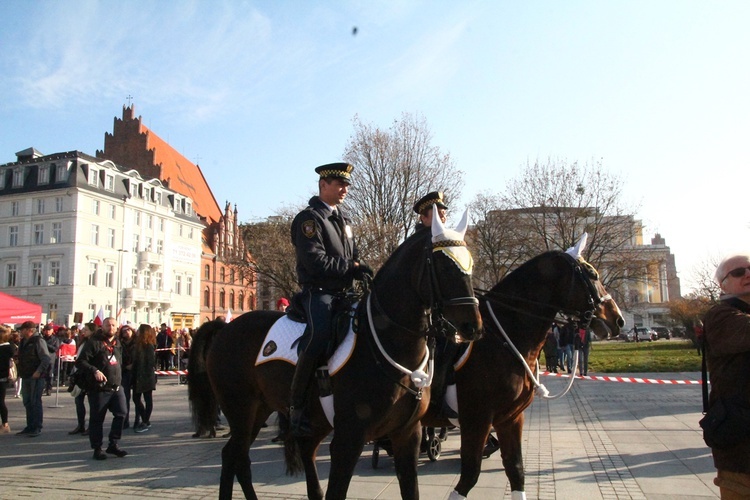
left=565, top=232, right=589, bottom=260
left=431, top=204, right=446, bottom=239
left=432, top=207, right=473, bottom=274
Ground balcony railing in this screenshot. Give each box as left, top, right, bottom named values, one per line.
left=138, top=250, right=164, bottom=269
left=124, top=288, right=173, bottom=305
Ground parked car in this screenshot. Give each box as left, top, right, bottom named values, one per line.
left=652, top=326, right=671, bottom=340
left=627, top=327, right=655, bottom=342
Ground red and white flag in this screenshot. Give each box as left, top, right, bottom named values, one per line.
left=93, top=306, right=105, bottom=326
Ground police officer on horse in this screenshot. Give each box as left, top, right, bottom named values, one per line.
left=289, top=162, right=373, bottom=437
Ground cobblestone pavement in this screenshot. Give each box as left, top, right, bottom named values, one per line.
left=0, top=372, right=719, bottom=499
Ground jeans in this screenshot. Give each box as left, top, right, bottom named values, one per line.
left=87, top=387, right=126, bottom=449
left=578, top=345, right=591, bottom=376
left=562, top=345, right=573, bottom=372
left=21, top=377, right=44, bottom=432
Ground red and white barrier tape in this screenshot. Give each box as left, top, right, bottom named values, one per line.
left=541, top=371, right=703, bottom=385
left=155, top=370, right=188, bottom=376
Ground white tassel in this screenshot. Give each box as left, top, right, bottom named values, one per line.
left=448, top=491, right=467, bottom=500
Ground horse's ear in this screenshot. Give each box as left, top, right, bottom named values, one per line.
left=431, top=204, right=446, bottom=238
left=565, top=232, right=588, bottom=259
left=455, top=208, right=469, bottom=239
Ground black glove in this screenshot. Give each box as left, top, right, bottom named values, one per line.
left=353, top=264, right=374, bottom=281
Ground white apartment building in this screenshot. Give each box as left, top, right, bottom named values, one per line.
left=0, top=148, right=203, bottom=327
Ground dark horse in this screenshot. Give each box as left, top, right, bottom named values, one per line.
left=189, top=209, right=483, bottom=500
left=424, top=234, right=625, bottom=500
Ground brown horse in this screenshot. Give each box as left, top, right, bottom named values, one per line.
left=189, top=209, right=483, bottom=500
left=424, top=234, right=625, bottom=500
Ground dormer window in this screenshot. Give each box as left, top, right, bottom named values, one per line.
left=105, top=173, right=114, bottom=192
left=88, top=167, right=100, bottom=187
left=38, top=165, right=50, bottom=184
left=129, top=181, right=139, bottom=198
left=55, top=161, right=70, bottom=182
left=12, top=167, right=25, bottom=188
left=185, top=201, right=193, bottom=215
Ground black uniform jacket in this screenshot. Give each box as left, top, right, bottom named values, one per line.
left=76, top=332, right=123, bottom=390
left=291, top=196, right=359, bottom=291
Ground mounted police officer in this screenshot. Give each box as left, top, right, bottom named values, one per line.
left=414, top=191, right=459, bottom=419
left=289, top=162, right=373, bottom=437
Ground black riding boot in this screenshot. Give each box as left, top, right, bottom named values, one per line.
left=289, top=352, right=316, bottom=437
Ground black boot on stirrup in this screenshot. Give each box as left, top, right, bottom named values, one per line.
left=289, top=406, right=312, bottom=437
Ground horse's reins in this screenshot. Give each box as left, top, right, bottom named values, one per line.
left=363, top=238, right=478, bottom=399
left=482, top=256, right=607, bottom=400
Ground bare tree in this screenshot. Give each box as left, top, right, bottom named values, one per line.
left=470, top=158, right=652, bottom=302
left=343, top=112, right=465, bottom=269
left=688, top=254, right=722, bottom=302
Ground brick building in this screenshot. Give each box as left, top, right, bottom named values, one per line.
left=96, top=105, right=255, bottom=323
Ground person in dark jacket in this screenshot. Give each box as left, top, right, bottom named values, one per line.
left=703, top=253, right=750, bottom=497
left=118, top=325, right=135, bottom=430
left=68, top=324, right=94, bottom=436
left=16, top=321, right=50, bottom=437
left=41, top=324, right=59, bottom=396
left=76, top=317, right=128, bottom=460
left=288, top=162, right=371, bottom=437
left=132, top=324, right=157, bottom=433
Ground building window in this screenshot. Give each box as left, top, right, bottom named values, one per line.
left=50, top=260, right=60, bottom=285
left=6, top=263, right=17, bottom=287
left=13, top=167, right=24, bottom=187
left=143, top=236, right=151, bottom=252
left=155, top=272, right=162, bottom=291
left=38, top=165, right=50, bottom=184
left=159, top=218, right=164, bottom=232
left=55, top=197, right=63, bottom=212
left=48, top=303, right=58, bottom=323
left=129, top=182, right=139, bottom=198
left=51, top=222, right=62, bottom=243
left=239, top=292, right=244, bottom=311
left=186, top=275, right=193, bottom=296
left=92, top=199, right=100, bottom=215
left=144, top=270, right=151, bottom=289
left=204, top=264, right=210, bottom=280
left=56, top=163, right=69, bottom=182
left=174, top=274, right=182, bottom=295
left=109, top=204, right=116, bottom=219
left=133, top=234, right=139, bottom=252
left=219, top=289, right=226, bottom=308
left=34, top=224, right=44, bottom=245
left=179, top=224, right=183, bottom=236
left=11, top=201, right=19, bottom=216
left=143, top=186, right=151, bottom=202
left=155, top=191, right=162, bottom=205
left=156, top=240, right=163, bottom=254
left=88, top=261, right=98, bottom=286
left=36, top=198, right=45, bottom=214
left=230, top=269, right=236, bottom=283
left=108, top=228, right=115, bottom=248
left=88, top=168, right=99, bottom=187
left=219, top=267, right=225, bottom=282
left=135, top=211, right=141, bottom=226
left=91, top=224, right=99, bottom=246
left=31, top=262, right=42, bottom=286
left=204, top=288, right=210, bottom=308
left=105, top=173, right=114, bottom=192
left=9, top=226, right=18, bottom=247
left=0, top=170, right=5, bottom=189
left=146, top=214, right=152, bottom=229
left=230, top=290, right=235, bottom=310
left=131, top=268, right=138, bottom=288
left=105, top=264, right=114, bottom=288
left=185, top=201, right=193, bottom=215
left=88, top=303, right=96, bottom=321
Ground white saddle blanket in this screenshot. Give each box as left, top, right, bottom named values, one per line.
left=255, top=314, right=356, bottom=376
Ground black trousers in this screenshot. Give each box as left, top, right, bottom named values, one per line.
left=87, top=387, right=126, bottom=450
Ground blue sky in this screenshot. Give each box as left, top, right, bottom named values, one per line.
left=2, top=1, right=749, bottom=293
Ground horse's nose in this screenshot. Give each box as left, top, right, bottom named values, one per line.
left=460, top=321, right=483, bottom=341
left=617, top=317, right=626, bottom=328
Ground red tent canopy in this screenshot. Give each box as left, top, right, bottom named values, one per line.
left=0, top=291, right=42, bottom=324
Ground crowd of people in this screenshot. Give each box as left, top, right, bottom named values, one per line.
left=0, top=318, right=194, bottom=459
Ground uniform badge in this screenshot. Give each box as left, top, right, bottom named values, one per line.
left=262, top=341, right=277, bottom=357
left=302, top=220, right=316, bottom=238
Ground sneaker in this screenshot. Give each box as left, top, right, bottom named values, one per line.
left=81, top=428, right=89, bottom=436
left=16, top=428, right=31, bottom=435
left=27, top=429, right=41, bottom=437
left=93, top=448, right=107, bottom=460
left=134, top=424, right=149, bottom=433
left=0, top=423, right=10, bottom=434
left=105, top=444, right=128, bottom=457
left=68, top=426, right=85, bottom=435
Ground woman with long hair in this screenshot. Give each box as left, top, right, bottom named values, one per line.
left=132, top=324, right=157, bottom=433
left=0, top=325, right=18, bottom=433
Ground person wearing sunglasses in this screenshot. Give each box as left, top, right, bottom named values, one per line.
left=702, top=253, right=750, bottom=498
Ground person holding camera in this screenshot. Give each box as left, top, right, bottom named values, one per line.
left=75, top=317, right=128, bottom=460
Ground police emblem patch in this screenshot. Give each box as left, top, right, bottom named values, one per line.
left=262, top=341, right=277, bottom=357
left=302, top=220, right=316, bottom=238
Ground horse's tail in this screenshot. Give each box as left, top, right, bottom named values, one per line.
left=284, top=434, right=304, bottom=475
left=187, top=319, right=225, bottom=437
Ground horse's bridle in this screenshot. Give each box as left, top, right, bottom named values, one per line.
left=364, top=238, right=478, bottom=393
left=560, top=253, right=611, bottom=329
